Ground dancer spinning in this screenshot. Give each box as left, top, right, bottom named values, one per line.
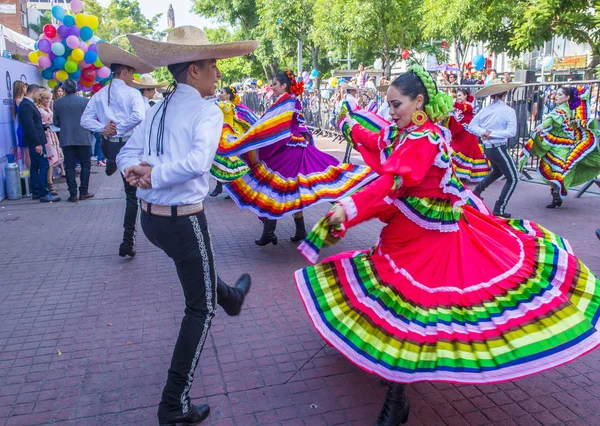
left=294, top=66, right=600, bottom=425
left=444, top=88, right=491, bottom=182
left=519, top=86, right=600, bottom=208
left=209, top=86, right=257, bottom=197
left=217, top=70, right=375, bottom=245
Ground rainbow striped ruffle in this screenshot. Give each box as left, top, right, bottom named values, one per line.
left=295, top=216, right=600, bottom=384
left=225, top=162, right=377, bottom=219
left=452, top=150, right=492, bottom=182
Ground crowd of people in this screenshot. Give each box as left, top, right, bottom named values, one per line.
left=6, top=25, right=600, bottom=426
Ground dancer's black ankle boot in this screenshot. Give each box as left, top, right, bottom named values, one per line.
left=546, top=187, right=562, bottom=209
left=290, top=216, right=307, bottom=242
left=376, top=382, right=410, bottom=426
left=210, top=182, right=223, bottom=197
left=255, top=219, right=278, bottom=246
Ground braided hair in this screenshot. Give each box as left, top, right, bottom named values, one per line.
left=274, top=70, right=304, bottom=96
left=390, top=65, right=453, bottom=122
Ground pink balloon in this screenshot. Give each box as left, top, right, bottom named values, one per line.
left=79, top=41, right=89, bottom=52
left=66, top=35, right=79, bottom=49
left=39, top=34, right=49, bottom=41
left=97, top=66, right=111, bottom=79
left=78, top=60, right=89, bottom=69
left=70, top=0, right=83, bottom=13
left=38, top=56, right=52, bottom=68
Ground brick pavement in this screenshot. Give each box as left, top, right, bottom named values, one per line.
left=0, top=140, right=599, bottom=426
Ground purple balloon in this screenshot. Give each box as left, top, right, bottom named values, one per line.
left=88, top=43, right=97, bottom=53
left=38, top=39, right=51, bottom=54
left=67, top=26, right=80, bottom=37
left=48, top=52, right=56, bottom=61
left=77, top=82, right=83, bottom=91
left=57, top=25, right=69, bottom=39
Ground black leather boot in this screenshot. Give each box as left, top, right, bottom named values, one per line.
left=119, top=242, right=136, bottom=258
left=546, top=187, right=563, bottom=209
left=493, top=201, right=511, bottom=218
left=376, top=383, right=410, bottom=426
left=210, top=182, right=223, bottom=197
left=290, top=216, right=307, bottom=242
left=158, top=404, right=210, bottom=426
left=255, top=219, right=278, bottom=246
left=217, top=274, right=251, bottom=316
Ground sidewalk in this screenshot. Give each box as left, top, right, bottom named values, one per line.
left=0, top=142, right=599, bottom=426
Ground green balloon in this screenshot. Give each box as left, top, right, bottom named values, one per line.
left=94, top=58, right=103, bottom=67
left=64, top=60, right=78, bottom=73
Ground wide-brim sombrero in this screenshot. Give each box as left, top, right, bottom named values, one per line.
left=474, top=82, right=523, bottom=98
left=377, top=84, right=389, bottom=92
left=338, top=82, right=363, bottom=91
left=131, top=73, right=169, bottom=89
left=128, top=26, right=259, bottom=67
left=97, top=42, right=154, bottom=74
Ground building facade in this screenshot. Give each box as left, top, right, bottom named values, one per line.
left=0, top=0, right=29, bottom=36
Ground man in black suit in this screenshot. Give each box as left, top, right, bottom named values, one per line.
left=17, top=84, right=61, bottom=202
left=53, top=80, right=95, bottom=203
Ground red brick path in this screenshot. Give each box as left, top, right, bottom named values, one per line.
left=0, top=140, right=599, bottom=425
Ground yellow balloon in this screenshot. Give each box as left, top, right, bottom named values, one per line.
left=67, top=55, right=74, bottom=62
left=86, top=15, right=99, bottom=30
left=38, top=51, right=48, bottom=57
left=257, top=79, right=263, bottom=87
left=56, top=70, right=68, bottom=82
left=28, top=51, right=39, bottom=65
left=331, top=77, right=338, bottom=88
left=75, top=13, right=86, bottom=28
left=48, top=80, right=57, bottom=89
left=72, top=48, right=84, bottom=62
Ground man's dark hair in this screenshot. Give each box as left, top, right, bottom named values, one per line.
left=110, top=63, right=135, bottom=76
left=167, top=60, right=208, bottom=84
left=26, top=84, right=41, bottom=95
left=63, top=79, right=78, bottom=94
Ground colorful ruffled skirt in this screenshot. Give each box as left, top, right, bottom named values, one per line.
left=225, top=144, right=376, bottom=219
left=294, top=204, right=600, bottom=384
left=451, top=131, right=490, bottom=182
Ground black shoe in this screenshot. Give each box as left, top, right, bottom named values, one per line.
left=546, top=188, right=563, bottom=209
left=68, top=194, right=78, bottom=203
left=32, top=195, right=40, bottom=200
left=493, top=210, right=512, bottom=218
left=290, top=216, right=307, bottom=242
left=119, top=242, right=136, bottom=258
left=596, top=229, right=600, bottom=241
left=40, top=194, right=61, bottom=203
left=472, top=187, right=482, bottom=198
left=158, top=404, right=210, bottom=426
left=255, top=219, right=278, bottom=246
left=376, top=383, right=410, bottom=426
left=209, top=182, right=223, bottom=197
left=79, top=192, right=95, bottom=200
left=105, top=160, right=118, bottom=176
left=220, top=274, right=252, bottom=316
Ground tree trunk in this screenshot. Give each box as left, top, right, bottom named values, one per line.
left=263, top=64, right=272, bottom=81
left=311, top=46, right=320, bottom=90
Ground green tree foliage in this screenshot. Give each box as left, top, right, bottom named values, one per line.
left=84, top=0, right=162, bottom=50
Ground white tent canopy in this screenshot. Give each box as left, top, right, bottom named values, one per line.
left=0, top=24, right=36, bottom=58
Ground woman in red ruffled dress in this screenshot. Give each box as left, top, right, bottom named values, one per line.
left=446, top=88, right=490, bottom=182
left=294, top=66, right=600, bottom=425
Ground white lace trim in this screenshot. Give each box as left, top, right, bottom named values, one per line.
left=338, top=197, right=358, bottom=221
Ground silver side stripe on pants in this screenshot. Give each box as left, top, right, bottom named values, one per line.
left=498, top=146, right=518, bottom=213
left=180, top=215, right=216, bottom=414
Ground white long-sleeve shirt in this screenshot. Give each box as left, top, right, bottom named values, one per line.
left=468, top=100, right=517, bottom=148
left=116, top=83, right=224, bottom=206
left=80, top=78, right=145, bottom=137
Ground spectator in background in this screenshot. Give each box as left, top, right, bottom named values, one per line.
left=37, top=88, right=64, bottom=196
left=356, top=63, right=369, bottom=88
left=53, top=79, right=95, bottom=203
left=18, top=84, right=61, bottom=202
left=502, top=72, right=512, bottom=83
left=132, top=74, right=167, bottom=111
left=462, top=71, right=477, bottom=85
left=12, top=80, right=28, bottom=170
left=485, top=69, right=499, bottom=84
left=50, top=86, right=64, bottom=111
left=448, top=73, right=458, bottom=85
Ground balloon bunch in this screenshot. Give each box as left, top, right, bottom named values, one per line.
left=27, top=0, right=111, bottom=94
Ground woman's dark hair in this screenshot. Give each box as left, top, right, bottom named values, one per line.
left=457, top=88, right=470, bottom=97
left=390, top=72, right=430, bottom=105
left=557, top=86, right=573, bottom=99
left=63, top=79, right=78, bottom=94
left=221, top=86, right=235, bottom=100
left=274, top=71, right=294, bottom=93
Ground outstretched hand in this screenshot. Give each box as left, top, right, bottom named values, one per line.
left=327, top=204, right=347, bottom=225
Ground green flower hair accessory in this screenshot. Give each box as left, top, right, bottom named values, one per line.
left=407, top=65, right=453, bottom=122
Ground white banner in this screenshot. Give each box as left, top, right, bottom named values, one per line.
left=0, top=57, right=42, bottom=200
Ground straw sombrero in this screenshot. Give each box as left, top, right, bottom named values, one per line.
left=338, top=82, right=363, bottom=91
left=377, top=84, right=389, bottom=93
left=131, top=74, right=169, bottom=89
left=128, top=26, right=259, bottom=67
left=97, top=42, right=154, bottom=74
left=474, top=82, right=523, bottom=98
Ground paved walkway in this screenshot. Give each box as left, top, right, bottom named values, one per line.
left=1, top=140, right=600, bottom=426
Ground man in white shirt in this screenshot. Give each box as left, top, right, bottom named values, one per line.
left=132, top=73, right=168, bottom=111
left=468, top=82, right=520, bottom=218
left=81, top=43, right=153, bottom=258
left=119, top=26, right=258, bottom=426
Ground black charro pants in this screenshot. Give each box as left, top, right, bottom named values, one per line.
left=121, top=175, right=138, bottom=247
left=474, top=144, right=519, bottom=214
left=141, top=209, right=240, bottom=419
